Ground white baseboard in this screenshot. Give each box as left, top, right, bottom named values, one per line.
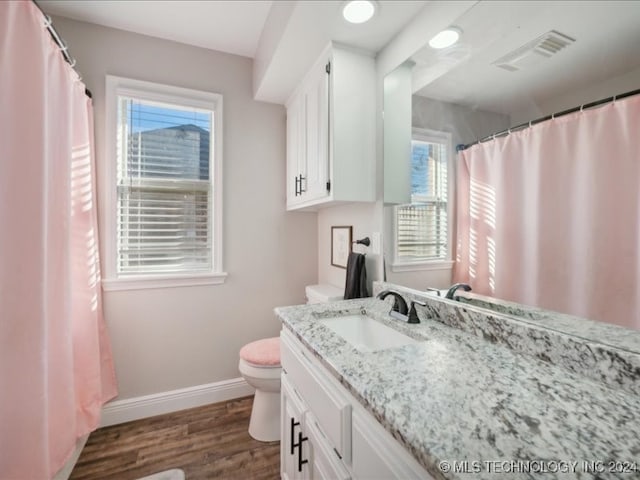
left=100, top=377, right=254, bottom=427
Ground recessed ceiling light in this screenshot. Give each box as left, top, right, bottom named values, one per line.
left=342, top=0, right=377, bottom=24
left=429, top=27, right=462, bottom=49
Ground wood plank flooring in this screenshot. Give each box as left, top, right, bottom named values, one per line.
left=70, top=396, right=280, bottom=480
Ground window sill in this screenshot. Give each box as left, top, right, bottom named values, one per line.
left=102, top=272, right=228, bottom=292
left=390, top=260, right=454, bottom=273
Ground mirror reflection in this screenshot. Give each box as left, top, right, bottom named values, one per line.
left=383, top=1, right=640, bottom=331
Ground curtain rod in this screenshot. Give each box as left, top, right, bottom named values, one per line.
left=458, top=87, right=640, bottom=151
left=31, top=0, right=92, bottom=99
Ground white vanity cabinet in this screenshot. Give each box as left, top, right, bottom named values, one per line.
left=280, top=329, right=433, bottom=480
left=285, top=43, right=375, bottom=211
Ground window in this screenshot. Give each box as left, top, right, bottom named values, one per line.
left=393, top=128, right=452, bottom=269
left=104, top=76, right=225, bottom=289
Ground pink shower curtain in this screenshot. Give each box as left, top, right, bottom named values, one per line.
left=0, top=2, right=117, bottom=478
left=453, top=95, right=640, bottom=330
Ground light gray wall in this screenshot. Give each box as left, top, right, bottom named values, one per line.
left=510, top=65, right=640, bottom=125
left=53, top=16, right=318, bottom=400
left=317, top=202, right=381, bottom=294
left=412, top=95, right=510, bottom=148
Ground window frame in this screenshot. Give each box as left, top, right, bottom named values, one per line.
left=391, top=127, right=455, bottom=272
left=103, top=75, right=226, bottom=291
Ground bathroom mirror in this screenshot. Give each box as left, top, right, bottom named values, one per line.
left=382, top=1, right=640, bottom=331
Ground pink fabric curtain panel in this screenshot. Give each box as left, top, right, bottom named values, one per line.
left=453, top=94, right=640, bottom=330
left=0, top=2, right=117, bottom=479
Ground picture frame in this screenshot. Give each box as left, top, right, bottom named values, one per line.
left=331, top=226, right=352, bottom=269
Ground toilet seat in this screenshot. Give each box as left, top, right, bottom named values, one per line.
left=239, top=337, right=280, bottom=366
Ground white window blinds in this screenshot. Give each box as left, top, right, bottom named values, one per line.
left=116, top=97, right=213, bottom=276
left=395, top=133, right=449, bottom=261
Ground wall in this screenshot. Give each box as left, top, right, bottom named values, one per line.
left=412, top=95, right=510, bottom=149
left=511, top=65, right=640, bottom=125
left=53, top=17, right=318, bottom=401
left=317, top=203, right=381, bottom=293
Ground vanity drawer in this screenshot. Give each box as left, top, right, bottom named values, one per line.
left=281, top=329, right=352, bottom=462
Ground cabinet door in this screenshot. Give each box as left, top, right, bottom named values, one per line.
left=286, top=95, right=304, bottom=207
left=352, top=409, right=434, bottom=480
left=282, top=374, right=312, bottom=480
left=301, top=62, right=330, bottom=203
left=306, top=415, right=350, bottom=480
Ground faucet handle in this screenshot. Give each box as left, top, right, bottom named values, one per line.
left=407, top=300, right=427, bottom=324
left=426, top=287, right=441, bottom=297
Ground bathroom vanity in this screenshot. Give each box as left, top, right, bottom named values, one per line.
left=279, top=325, right=428, bottom=480
left=275, top=282, right=640, bottom=480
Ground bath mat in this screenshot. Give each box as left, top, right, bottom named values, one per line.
left=137, top=469, right=185, bottom=480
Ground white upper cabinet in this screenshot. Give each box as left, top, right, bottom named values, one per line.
left=286, top=43, right=375, bottom=211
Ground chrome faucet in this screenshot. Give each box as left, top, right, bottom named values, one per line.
left=376, top=289, right=408, bottom=314
left=444, top=283, right=472, bottom=300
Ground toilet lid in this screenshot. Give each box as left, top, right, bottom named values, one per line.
left=239, top=337, right=280, bottom=366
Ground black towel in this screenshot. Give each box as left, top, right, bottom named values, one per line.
left=344, top=252, right=368, bottom=299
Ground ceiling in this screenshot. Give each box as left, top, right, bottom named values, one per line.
left=39, top=0, right=274, bottom=58
left=253, top=1, right=427, bottom=103
left=412, top=1, right=640, bottom=117
left=39, top=0, right=428, bottom=103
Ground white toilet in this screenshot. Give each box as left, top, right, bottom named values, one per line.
left=305, top=284, right=343, bottom=304
left=238, top=286, right=341, bottom=441
left=238, top=337, right=281, bottom=442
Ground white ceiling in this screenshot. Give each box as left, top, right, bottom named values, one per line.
left=39, top=0, right=273, bottom=58
left=412, top=1, right=640, bottom=117
left=254, top=1, right=427, bottom=103
left=40, top=0, right=428, bottom=103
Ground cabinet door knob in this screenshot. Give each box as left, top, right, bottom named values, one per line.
left=290, top=417, right=300, bottom=455
left=297, top=431, right=309, bottom=472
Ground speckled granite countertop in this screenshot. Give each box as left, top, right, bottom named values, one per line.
left=275, top=294, right=640, bottom=480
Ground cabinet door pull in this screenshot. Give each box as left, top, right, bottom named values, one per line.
left=290, top=418, right=300, bottom=455
left=297, top=431, right=309, bottom=472
left=294, top=175, right=300, bottom=196
left=299, top=175, right=306, bottom=193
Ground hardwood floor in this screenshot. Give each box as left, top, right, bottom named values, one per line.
left=70, top=396, right=280, bottom=480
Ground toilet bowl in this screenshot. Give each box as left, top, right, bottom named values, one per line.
left=238, top=337, right=281, bottom=442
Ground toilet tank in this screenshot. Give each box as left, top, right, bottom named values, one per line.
left=305, top=284, right=344, bottom=304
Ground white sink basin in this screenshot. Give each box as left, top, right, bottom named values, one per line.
left=319, top=314, right=418, bottom=352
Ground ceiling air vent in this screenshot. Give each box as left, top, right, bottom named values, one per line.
left=493, top=30, right=575, bottom=72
